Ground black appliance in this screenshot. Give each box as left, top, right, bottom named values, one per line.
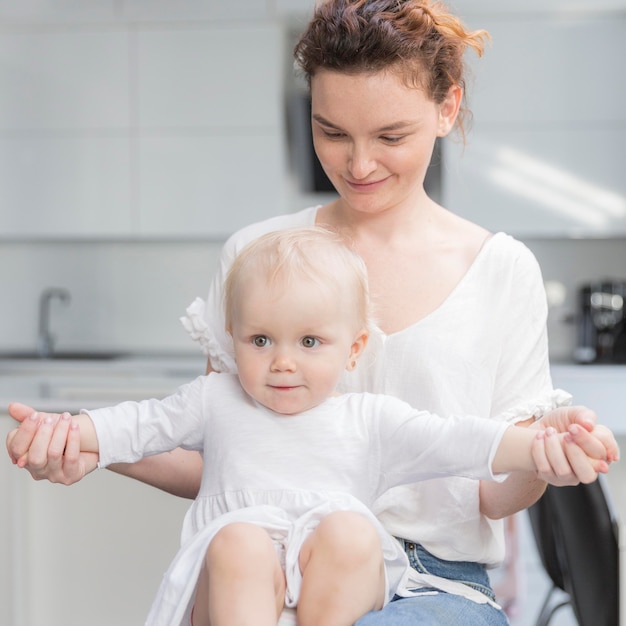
left=574, top=280, right=626, bottom=363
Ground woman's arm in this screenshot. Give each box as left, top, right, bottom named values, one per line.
left=108, top=449, right=203, bottom=499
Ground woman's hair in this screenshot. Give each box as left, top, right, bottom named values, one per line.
left=224, top=226, right=371, bottom=331
left=294, top=0, right=489, bottom=138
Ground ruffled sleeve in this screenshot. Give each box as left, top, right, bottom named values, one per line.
left=496, top=388, right=572, bottom=424
left=180, top=297, right=236, bottom=373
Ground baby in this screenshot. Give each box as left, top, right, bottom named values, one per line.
left=7, top=227, right=615, bottom=626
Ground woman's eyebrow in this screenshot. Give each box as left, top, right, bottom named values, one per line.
left=312, top=113, right=415, bottom=132
left=312, top=113, right=342, bottom=129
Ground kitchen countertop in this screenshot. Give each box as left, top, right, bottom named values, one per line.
left=1, top=356, right=624, bottom=432
left=0, top=352, right=207, bottom=413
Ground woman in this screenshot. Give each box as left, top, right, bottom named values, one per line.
left=7, top=1, right=611, bottom=624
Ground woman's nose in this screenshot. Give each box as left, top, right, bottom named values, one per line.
left=348, top=142, right=377, bottom=180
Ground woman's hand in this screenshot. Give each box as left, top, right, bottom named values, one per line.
left=6, top=402, right=98, bottom=484
left=530, top=405, right=619, bottom=486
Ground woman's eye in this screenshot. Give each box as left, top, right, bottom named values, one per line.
left=321, top=128, right=344, bottom=139
left=381, top=135, right=404, bottom=144
left=301, top=336, right=320, bottom=348
left=253, top=336, right=269, bottom=347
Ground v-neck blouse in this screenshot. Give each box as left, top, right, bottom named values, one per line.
left=181, top=206, right=568, bottom=566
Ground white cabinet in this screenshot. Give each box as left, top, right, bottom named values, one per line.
left=469, top=17, right=626, bottom=125
left=138, top=133, right=287, bottom=238
left=135, top=25, right=288, bottom=238
left=0, top=30, right=133, bottom=238
left=450, top=0, right=626, bottom=12
left=443, top=14, right=626, bottom=237
left=0, top=23, right=287, bottom=240
left=122, top=0, right=269, bottom=21
left=136, top=26, right=282, bottom=129
left=1, top=438, right=190, bottom=626
left=0, top=361, right=197, bottom=626
left=444, top=127, right=626, bottom=236
left=0, top=135, right=133, bottom=238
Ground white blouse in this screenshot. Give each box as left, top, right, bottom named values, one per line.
left=181, top=206, right=569, bottom=567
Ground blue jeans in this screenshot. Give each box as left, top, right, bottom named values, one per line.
left=356, top=541, right=509, bottom=626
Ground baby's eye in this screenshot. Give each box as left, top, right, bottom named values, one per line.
left=301, top=336, right=320, bottom=348
left=253, top=335, right=270, bottom=347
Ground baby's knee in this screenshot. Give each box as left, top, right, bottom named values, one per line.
left=312, top=511, right=382, bottom=564
left=207, top=522, right=274, bottom=566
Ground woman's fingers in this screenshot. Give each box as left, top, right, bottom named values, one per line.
left=532, top=428, right=604, bottom=486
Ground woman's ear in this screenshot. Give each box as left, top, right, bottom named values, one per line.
left=437, top=84, right=462, bottom=137
left=346, top=329, right=369, bottom=371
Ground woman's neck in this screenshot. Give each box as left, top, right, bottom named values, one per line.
left=318, top=191, right=441, bottom=244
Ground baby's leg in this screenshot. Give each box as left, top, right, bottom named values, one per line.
left=297, top=511, right=385, bottom=626
left=193, top=522, right=286, bottom=626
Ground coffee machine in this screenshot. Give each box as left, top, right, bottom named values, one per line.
left=575, top=280, right=626, bottom=363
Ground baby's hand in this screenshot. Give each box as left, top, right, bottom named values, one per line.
left=6, top=402, right=97, bottom=484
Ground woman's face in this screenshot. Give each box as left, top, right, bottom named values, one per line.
left=310, top=69, right=459, bottom=216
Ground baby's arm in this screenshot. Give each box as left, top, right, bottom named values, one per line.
left=72, top=412, right=98, bottom=453
left=493, top=423, right=615, bottom=483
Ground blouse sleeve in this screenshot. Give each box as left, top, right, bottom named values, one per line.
left=84, top=376, right=207, bottom=468
left=490, top=239, right=571, bottom=422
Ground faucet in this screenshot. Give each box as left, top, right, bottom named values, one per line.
left=37, top=287, right=71, bottom=358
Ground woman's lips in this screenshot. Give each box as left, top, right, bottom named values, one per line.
left=345, top=176, right=390, bottom=192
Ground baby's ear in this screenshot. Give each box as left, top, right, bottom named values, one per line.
left=346, top=328, right=369, bottom=371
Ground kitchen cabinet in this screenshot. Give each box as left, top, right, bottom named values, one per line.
left=1, top=434, right=190, bottom=626
left=443, top=14, right=626, bottom=237
left=135, top=25, right=288, bottom=238
left=0, top=135, right=133, bottom=238
left=0, top=30, right=133, bottom=238
left=0, top=358, right=197, bottom=626
left=0, top=23, right=287, bottom=240
left=450, top=0, right=626, bottom=11
left=122, top=0, right=269, bottom=21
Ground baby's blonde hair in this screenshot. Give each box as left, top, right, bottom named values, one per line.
left=224, top=226, right=371, bottom=332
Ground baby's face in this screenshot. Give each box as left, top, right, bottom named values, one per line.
left=230, top=274, right=366, bottom=415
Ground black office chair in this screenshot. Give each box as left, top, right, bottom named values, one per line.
left=527, top=478, right=619, bottom=626
left=527, top=493, right=571, bottom=625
